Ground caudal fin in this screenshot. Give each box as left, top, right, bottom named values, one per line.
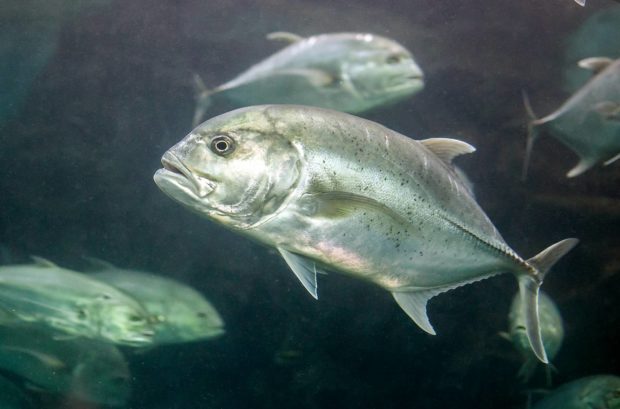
left=519, top=238, right=578, bottom=363
left=192, top=73, right=213, bottom=127
left=521, top=91, right=542, bottom=181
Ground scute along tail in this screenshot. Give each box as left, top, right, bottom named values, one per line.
left=519, top=238, right=578, bottom=363
left=192, top=73, right=213, bottom=127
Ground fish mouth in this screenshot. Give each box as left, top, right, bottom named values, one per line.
left=159, top=152, right=215, bottom=198
left=122, top=329, right=155, bottom=346
left=384, top=73, right=424, bottom=93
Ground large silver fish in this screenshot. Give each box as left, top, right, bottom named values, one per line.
left=192, top=32, right=424, bottom=126
left=523, top=57, right=620, bottom=178
left=154, top=105, right=578, bottom=363
left=504, top=290, right=564, bottom=381
left=0, top=326, right=130, bottom=407
left=0, top=258, right=154, bottom=346
left=532, top=375, right=620, bottom=409
left=87, top=257, right=226, bottom=344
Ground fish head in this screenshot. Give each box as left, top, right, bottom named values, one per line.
left=154, top=107, right=303, bottom=229
left=160, top=297, right=226, bottom=343
left=342, top=34, right=424, bottom=105
left=94, top=300, right=155, bottom=346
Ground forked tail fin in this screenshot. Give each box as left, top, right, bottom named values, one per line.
left=192, top=73, right=213, bottom=127
left=519, top=238, right=578, bottom=363
left=521, top=91, right=542, bottom=181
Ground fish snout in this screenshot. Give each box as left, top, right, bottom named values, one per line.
left=160, top=152, right=215, bottom=198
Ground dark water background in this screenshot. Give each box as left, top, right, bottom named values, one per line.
left=1, top=0, right=619, bottom=408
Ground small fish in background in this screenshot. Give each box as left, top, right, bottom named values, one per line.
left=154, top=104, right=578, bottom=363
left=192, top=32, right=424, bottom=125
left=0, top=326, right=130, bottom=407
left=501, top=291, right=564, bottom=382
left=0, top=373, right=35, bottom=409
left=531, top=375, right=620, bottom=409
left=0, top=257, right=154, bottom=346
left=522, top=57, right=620, bottom=179
left=563, top=5, right=620, bottom=92
left=85, top=257, right=225, bottom=344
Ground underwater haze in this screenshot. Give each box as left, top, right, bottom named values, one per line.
left=1, top=0, right=619, bottom=408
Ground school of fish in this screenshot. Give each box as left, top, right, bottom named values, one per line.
left=1, top=1, right=619, bottom=407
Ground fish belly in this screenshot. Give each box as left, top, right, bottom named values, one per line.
left=260, top=198, right=517, bottom=291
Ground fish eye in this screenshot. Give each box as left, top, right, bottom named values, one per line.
left=128, top=314, right=143, bottom=322
left=386, top=54, right=406, bottom=64
left=210, top=135, right=235, bottom=156
left=197, top=312, right=207, bottom=318
left=77, top=309, right=87, bottom=319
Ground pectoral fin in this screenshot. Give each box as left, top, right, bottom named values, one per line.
left=266, top=31, right=305, bottom=44
left=273, top=68, right=336, bottom=87
left=306, top=191, right=408, bottom=224
left=593, top=101, right=620, bottom=121
left=277, top=248, right=321, bottom=299
left=604, top=152, right=620, bottom=166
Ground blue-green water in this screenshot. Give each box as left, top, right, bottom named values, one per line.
left=1, top=0, right=619, bottom=408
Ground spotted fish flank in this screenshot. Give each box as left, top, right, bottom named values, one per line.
left=155, top=105, right=578, bottom=363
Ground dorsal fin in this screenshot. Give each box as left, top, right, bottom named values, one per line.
left=577, top=57, right=614, bottom=74
left=420, top=138, right=476, bottom=166
left=30, top=256, right=58, bottom=268
left=30, top=255, right=58, bottom=267
left=266, top=32, right=305, bottom=44
left=83, top=256, right=117, bottom=271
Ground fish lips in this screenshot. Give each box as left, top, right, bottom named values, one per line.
left=154, top=152, right=216, bottom=199
left=388, top=73, right=424, bottom=93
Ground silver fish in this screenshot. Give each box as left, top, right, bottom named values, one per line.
left=0, top=257, right=154, bottom=346
left=154, top=105, right=578, bottom=363
left=192, top=32, right=424, bottom=126
left=523, top=57, right=620, bottom=178
left=87, top=257, right=225, bottom=344
left=505, top=290, right=564, bottom=381
left=0, top=326, right=130, bottom=407
left=532, top=375, right=620, bottom=409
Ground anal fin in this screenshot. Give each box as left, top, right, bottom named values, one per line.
left=277, top=248, right=321, bottom=299
left=392, top=291, right=437, bottom=334
left=392, top=272, right=500, bottom=335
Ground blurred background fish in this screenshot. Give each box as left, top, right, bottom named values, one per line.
left=192, top=32, right=424, bottom=125
left=522, top=57, right=620, bottom=178
left=0, top=258, right=154, bottom=346
left=502, top=290, right=564, bottom=383
left=87, top=257, right=225, bottom=345
left=0, top=326, right=130, bottom=407
left=530, top=375, right=620, bottom=409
